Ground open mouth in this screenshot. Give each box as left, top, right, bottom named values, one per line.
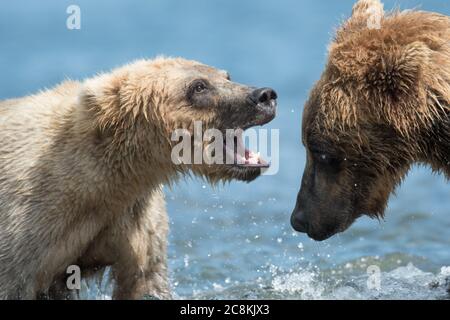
left=223, top=133, right=270, bottom=169
left=221, top=93, right=276, bottom=170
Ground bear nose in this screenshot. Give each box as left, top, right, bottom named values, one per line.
left=249, top=87, right=278, bottom=105
left=290, top=210, right=309, bottom=233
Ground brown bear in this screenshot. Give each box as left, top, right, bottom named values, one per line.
left=0, top=57, right=277, bottom=299
left=291, top=0, right=450, bottom=241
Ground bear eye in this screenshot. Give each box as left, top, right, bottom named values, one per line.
left=191, top=80, right=208, bottom=94
left=317, top=153, right=331, bottom=164
left=311, top=149, right=341, bottom=167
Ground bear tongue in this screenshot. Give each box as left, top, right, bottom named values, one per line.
left=223, top=136, right=269, bottom=167
left=245, top=151, right=259, bottom=165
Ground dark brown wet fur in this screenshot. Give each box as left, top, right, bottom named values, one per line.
left=292, top=0, right=450, bottom=241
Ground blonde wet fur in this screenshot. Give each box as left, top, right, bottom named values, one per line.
left=0, top=57, right=274, bottom=299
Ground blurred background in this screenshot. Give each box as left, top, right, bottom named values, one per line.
left=1, top=0, right=449, bottom=299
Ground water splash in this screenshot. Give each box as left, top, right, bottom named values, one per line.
left=188, top=256, right=450, bottom=300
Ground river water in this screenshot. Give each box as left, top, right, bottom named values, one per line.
left=1, top=0, right=449, bottom=299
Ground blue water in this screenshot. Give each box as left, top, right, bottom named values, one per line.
left=1, top=0, right=449, bottom=299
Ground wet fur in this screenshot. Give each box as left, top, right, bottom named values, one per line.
left=294, top=0, right=449, bottom=240
left=0, top=57, right=266, bottom=299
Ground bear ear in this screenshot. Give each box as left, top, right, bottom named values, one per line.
left=334, top=0, right=384, bottom=44
left=352, top=0, right=384, bottom=20
left=364, top=41, right=432, bottom=134
left=350, top=0, right=384, bottom=26
left=78, top=73, right=128, bottom=129
left=365, top=41, right=430, bottom=98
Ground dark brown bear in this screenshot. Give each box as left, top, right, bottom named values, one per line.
left=291, top=0, right=450, bottom=241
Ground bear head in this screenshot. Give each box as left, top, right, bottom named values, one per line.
left=291, top=0, right=450, bottom=240
left=80, top=57, right=277, bottom=186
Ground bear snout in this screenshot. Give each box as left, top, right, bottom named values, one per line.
left=248, top=87, right=278, bottom=105
left=246, top=87, right=277, bottom=127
